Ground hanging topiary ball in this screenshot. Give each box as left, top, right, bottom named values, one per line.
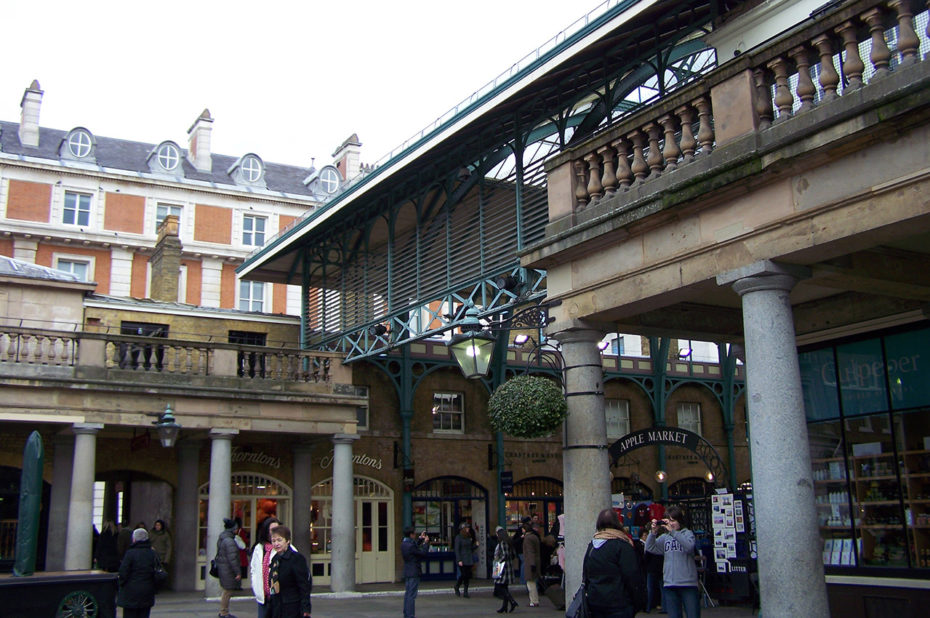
left=487, top=374, right=568, bottom=438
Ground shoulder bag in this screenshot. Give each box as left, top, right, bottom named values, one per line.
left=565, top=542, right=593, bottom=618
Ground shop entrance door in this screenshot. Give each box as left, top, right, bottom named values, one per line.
left=197, top=473, right=291, bottom=591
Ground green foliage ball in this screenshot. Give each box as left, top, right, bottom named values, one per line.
left=487, top=374, right=568, bottom=438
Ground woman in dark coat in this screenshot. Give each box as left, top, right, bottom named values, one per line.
left=453, top=521, right=476, bottom=598
left=117, top=528, right=158, bottom=618
left=95, top=520, right=121, bottom=572
left=583, top=508, right=645, bottom=618
left=492, top=525, right=518, bottom=613
left=267, top=525, right=312, bottom=618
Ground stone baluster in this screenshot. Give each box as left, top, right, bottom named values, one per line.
left=693, top=96, right=715, bottom=154
left=836, top=21, right=865, bottom=89
left=573, top=159, right=589, bottom=209
left=644, top=123, right=664, bottom=177
left=658, top=114, right=681, bottom=171
left=767, top=56, right=795, bottom=121
left=790, top=46, right=816, bottom=112
left=812, top=34, right=840, bottom=101
left=628, top=130, right=649, bottom=183
left=752, top=69, right=774, bottom=130
left=585, top=152, right=604, bottom=203
left=613, top=138, right=633, bottom=189
left=861, top=8, right=891, bottom=78
left=888, top=0, right=919, bottom=65
left=675, top=104, right=697, bottom=162
left=598, top=145, right=618, bottom=198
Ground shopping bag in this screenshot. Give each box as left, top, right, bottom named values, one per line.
left=492, top=560, right=505, bottom=580
left=565, top=582, right=589, bottom=618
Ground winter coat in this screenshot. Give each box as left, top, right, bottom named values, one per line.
left=252, top=542, right=298, bottom=605
left=401, top=536, right=430, bottom=578
left=117, top=539, right=157, bottom=609
left=454, top=532, right=476, bottom=566
left=583, top=531, right=645, bottom=613
left=149, top=528, right=172, bottom=565
left=268, top=547, right=312, bottom=618
left=522, top=529, right=541, bottom=579
left=492, top=538, right=516, bottom=585
left=95, top=528, right=120, bottom=572
left=215, top=529, right=241, bottom=590
left=117, top=527, right=133, bottom=559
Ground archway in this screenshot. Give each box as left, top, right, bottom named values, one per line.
left=310, top=475, right=394, bottom=585
left=608, top=427, right=728, bottom=488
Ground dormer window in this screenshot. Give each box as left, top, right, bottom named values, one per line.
left=61, top=128, right=96, bottom=161
left=157, top=143, right=180, bottom=171
left=68, top=130, right=93, bottom=158
left=320, top=167, right=340, bottom=194
left=228, top=153, right=266, bottom=187
left=241, top=155, right=262, bottom=182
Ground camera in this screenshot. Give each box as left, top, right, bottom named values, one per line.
left=652, top=519, right=668, bottom=535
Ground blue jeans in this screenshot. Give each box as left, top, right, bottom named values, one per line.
left=664, top=586, right=700, bottom=618
left=518, top=555, right=526, bottom=585
left=646, top=572, right=662, bottom=611
left=404, top=576, right=419, bottom=618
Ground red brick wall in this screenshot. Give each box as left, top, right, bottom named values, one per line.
left=103, top=192, right=145, bottom=234
left=6, top=180, right=51, bottom=222
left=193, top=204, right=232, bottom=244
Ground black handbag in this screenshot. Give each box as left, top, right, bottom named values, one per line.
left=566, top=543, right=593, bottom=618
left=209, top=559, right=219, bottom=578
left=152, top=551, right=168, bottom=589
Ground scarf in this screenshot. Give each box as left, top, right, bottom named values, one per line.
left=593, top=528, right=634, bottom=546
left=262, top=542, right=273, bottom=600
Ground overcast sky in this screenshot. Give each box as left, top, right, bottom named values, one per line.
left=3, top=0, right=603, bottom=169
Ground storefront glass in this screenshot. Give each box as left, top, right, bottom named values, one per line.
left=802, top=324, right=930, bottom=572
left=411, top=476, right=487, bottom=580
left=505, top=477, right=563, bottom=536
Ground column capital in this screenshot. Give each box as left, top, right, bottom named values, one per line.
left=547, top=319, right=608, bottom=345
left=72, top=423, right=103, bottom=435
left=717, top=260, right=810, bottom=296
left=209, top=428, right=239, bottom=440
left=332, top=433, right=360, bottom=445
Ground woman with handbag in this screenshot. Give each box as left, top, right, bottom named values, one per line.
left=492, top=526, right=518, bottom=613
left=117, top=528, right=159, bottom=618
left=582, top=508, right=645, bottom=618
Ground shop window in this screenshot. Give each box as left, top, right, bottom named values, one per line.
left=431, top=392, right=464, bottom=433
left=229, top=330, right=267, bottom=377
left=605, top=398, right=631, bottom=441
left=677, top=402, right=702, bottom=436
left=118, top=321, right=168, bottom=370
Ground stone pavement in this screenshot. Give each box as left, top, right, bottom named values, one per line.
left=149, top=581, right=759, bottom=617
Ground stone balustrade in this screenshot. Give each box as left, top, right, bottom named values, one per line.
left=553, top=0, right=930, bottom=215
left=0, top=325, right=333, bottom=383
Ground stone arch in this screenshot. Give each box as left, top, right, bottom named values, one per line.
left=608, top=427, right=728, bottom=487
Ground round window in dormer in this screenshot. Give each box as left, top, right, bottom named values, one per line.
left=68, top=130, right=93, bottom=158
left=157, top=143, right=180, bottom=171
left=320, top=167, right=340, bottom=194
left=241, top=155, right=263, bottom=183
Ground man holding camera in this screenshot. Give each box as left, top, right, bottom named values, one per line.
left=401, top=527, right=431, bottom=618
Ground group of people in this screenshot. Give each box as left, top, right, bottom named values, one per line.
left=213, top=516, right=312, bottom=618
left=582, top=504, right=701, bottom=618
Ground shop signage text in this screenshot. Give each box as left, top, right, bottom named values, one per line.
left=231, top=447, right=281, bottom=469
left=612, top=429, right=697, bottom=457
left=319, top=449, right=383, bottom=470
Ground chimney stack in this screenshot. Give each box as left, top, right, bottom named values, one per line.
left=150, top=215, right=182, bottom=302
left=187, top=109, right=214, bottom=172
left=19, top=80, right=43, bottom=148
left=332, top=133, right=362, bottom=181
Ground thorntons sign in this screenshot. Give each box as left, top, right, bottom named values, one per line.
left=232, top=447, right=282, bottom=469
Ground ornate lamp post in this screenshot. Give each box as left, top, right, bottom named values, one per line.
left=152, top=404, right=181, bottom=448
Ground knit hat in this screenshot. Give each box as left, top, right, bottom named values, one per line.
left=495, top=525, right=504, bottom=533
left=132, top=528, right=149, bottom=543
left=223, top=517, right=237, bottom=530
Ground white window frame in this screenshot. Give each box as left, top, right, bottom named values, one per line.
left=605, top=398, right=631, bottom=441
left=241, top=155, right=263, bottom=182
left=68, top=130, right=93, bottom=158
left=157, top=143, right=180, bottom=171
left=320, top=167, right=340, bottom=193
left=155, top=203, right=183, bottom=233
left=432, top=391, right=464, bottom=434
left=63, top=191, right=92, bottom=226
left=54, top=254, right=94, bottom=282
left=243, top=214, right=267, bottom=247
left=677, top=401, right=702, bottom=436
left=239, top=280, right=266, bottom=312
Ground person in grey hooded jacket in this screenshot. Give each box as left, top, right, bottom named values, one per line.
left=645, top=504, right=699, bottom=618
left=215, top=517, right=242, bottom=618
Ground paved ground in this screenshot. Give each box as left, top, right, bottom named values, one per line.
left=149, top=582, right=759, bottom=617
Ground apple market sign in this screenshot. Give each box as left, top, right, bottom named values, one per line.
left=608, top=428, right=727, bottom=487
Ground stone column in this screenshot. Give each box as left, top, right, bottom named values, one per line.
left=557, top=326, right=609, bottom=597
left=292, top=445, right=314, bottom=560
left=204, top=429, right=237, bottom=598
left=175, top=441, right=202, bottom=591
left=717, top=260, right=829, bottom=618
left=330, top=434, right=359, bottom=592
left=46, top=433, right=74, bottom=571
left=64, top=423, right=103, bottom=570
